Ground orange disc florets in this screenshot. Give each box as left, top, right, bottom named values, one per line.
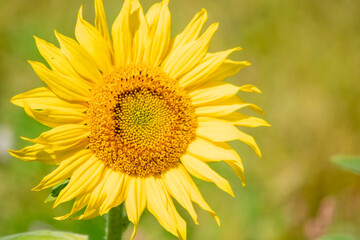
left=87, top=65, right=197, bottom=176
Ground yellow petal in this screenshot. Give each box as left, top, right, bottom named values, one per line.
left=171, top=203, right=187, bottom=240
left=9, top=143, right=83, bottom=166
left=145, top=176, right=186, bottom=239
left=22, top=124, right=89, bottom=151
left=55, top=193, right=90, bottom=220
left=187, top=138, right=245, bottom=186
left=55, top=31, right=102, bottom=82
left=181, top=154, right=234, bottom=197
left=8, top=144, right=56, bottom=164
left=189, top=82, right=240, bottom=106
left=130, top=0, right=148, bottom=64
left=197, top=117, right=261, bottom=157
left=29, top=61, right=91, bottom=102
left=195, top=96, right=265, bottom=117
left=179, top=47, right=241, bottom=88
left=162, top=165, right=199, bottom=225
left=239, top=84, right=262, bottom=93
left=144, top=0, right=171, bottom=67
left=11, top=87, right=86, bottom=110
left=222, top=111, right=271, bottom=128
left=188, top=137, right=238, bottom=162
left=23, top=101, right=85, bottom=128
left=176, top=164, right=220, bottom=226
left=76, top=6, right=113, bottom=74
left=76, top=169, right=112, bottom=220
left=112, top=0, right=132, bottom=66
left=34, top=36, right=86, bottom=82
left=170, top=9, right=207, bottom=52
left=125, top=177, right=146, bottom=240
left=54, top=156, right=104, bottom=207
left=94, top=0, right=111, bottom=42
left=224, top=157, right=246, bottom=188
left=100, top=171, right=128, bottom=214
left=205, top=59, right=251, bottom=82
left=162, top=22, right=218, bottom=79
left=195, top=103, right=252, bottom=117
left=32, top=149, right=94, bottom=191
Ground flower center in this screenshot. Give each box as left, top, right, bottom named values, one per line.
left=87, top=65, right=197, bottom=176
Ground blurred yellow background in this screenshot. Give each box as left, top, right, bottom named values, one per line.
left=0, top=0, right=359, bottom=239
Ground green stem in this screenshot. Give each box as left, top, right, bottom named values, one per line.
left=106, top=204, right=129, bottom=240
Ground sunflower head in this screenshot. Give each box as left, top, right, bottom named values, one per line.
left=87, top=65, right=198, bottom=176
left=9, top=0, right=269, bottom=239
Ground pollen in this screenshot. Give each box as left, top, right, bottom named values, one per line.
left=87, top=65, right=198, bottom=176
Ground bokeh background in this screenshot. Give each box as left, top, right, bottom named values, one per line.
left=0, top=0, right=359, bottom=239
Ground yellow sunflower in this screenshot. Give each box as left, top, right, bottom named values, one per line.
left=9, top=0, right=269, bottom=239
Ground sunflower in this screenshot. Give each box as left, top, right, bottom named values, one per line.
left=9, top=0, right=269, bottom=239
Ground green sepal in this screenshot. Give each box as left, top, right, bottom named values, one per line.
left=44, top=178, right=70, bottom=203
left=0, top=230, right=88, bottom=240
left=332, top=156, right=360, bottom=175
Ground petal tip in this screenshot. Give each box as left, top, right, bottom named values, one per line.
left=31, top=185, right=42, bottom=191
left=20, top=136, right=31, bottom=141
left=215, top=215, right=221, bottom=227
left=77, top=5, right=84, bottom=19
left=7, top=149, right=17, bottom=158
left=264, top=122, right=271, bottom=127
left=54, top=215, right=68, bottom=221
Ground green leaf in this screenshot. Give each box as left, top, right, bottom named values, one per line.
left=317, top=234, right=358, bottom=240
left=44, top=178, right=70, bottom=203
left=0, top=230, right=88, bottom=240
left=332, top=156, right=360, bottom=174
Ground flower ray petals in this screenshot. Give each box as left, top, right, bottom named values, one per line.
left=239, top=84, right=262, bottom=93
left=179, top=47, right=241, bottom=88
left=130, top=0, right=148, bottom=64
left=34, top=36, right=86, bottom=82
left=76, top=6, right=113, bottom=74
left=190, top=82, right=240, bottom=106
left=163, top=165, right=199, bottom=225
left=145, top=176, right=186, bottom=239
left=162, top=22, right=218, bottom=79
left=29, top=61, right=91, bottom=102
left=8, top=144, right=56, bottom=164
left=55, top=194, right=90, bottom=220
left=77, top=169, right=112, bottom=220
left=112, top=0, right=132, bottom=66
left=144, top=0, right=171, bottom=67
left=205, top=59, right=251, bottom=83
left=187, top=138, right=245, bottom=186
left=170, top=9, right=207, bottom=52
left=54, top=156, right=105, bottom=207
left=125, top=176, right=146, bottom=240
left=188, top=137, right=238, bottom=162
left=23, top=101, right=85, bottom=128
left=181, top=154, right=234, bottom=197
left=11, top=87, right=86, bottom=110
left=197, top=117, right=261, bottom=157
left=55, top=31, right=102, bottom=82
left=94, top=0, right=111, bottom=42
left=22, top=124, right=89, bottom=151
left=100, top=172, right=128, bottom=215
left=176, top=164, right=220, bottom=226
left=222, top=112, right=271, bottom=128
left=32, top=149, right=94, bottom=191
left=195, top=96, right=265, bottom=117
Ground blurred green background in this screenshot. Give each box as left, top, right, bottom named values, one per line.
left=0, top=0, right=359, bottom=239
